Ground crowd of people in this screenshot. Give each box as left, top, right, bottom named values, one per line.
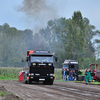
left=63, top=68, right=92, bottom=84
left=85, top=68, right=92, bottom=84
left=63, top=69, right=76, bottom=81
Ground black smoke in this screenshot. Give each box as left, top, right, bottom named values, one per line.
left=18, top=0, right=58, bottom=32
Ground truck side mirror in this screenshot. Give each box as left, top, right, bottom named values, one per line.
left=55, top=57, right=58, bottom=62
left=22, top=58, right=24, bottom=62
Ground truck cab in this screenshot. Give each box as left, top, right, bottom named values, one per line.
left=23, top=50, right=57, bottom=85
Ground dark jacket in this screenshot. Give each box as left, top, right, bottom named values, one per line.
left=73, top=72, right=75, bottom=77
left=66, top=71, right=69, bottom=75
left=85, top=71, right=88, bottom=75
left=69, top=72, right=73, bottom=77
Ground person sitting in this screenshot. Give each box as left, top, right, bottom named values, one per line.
left=72, top=70, right=75, bottom=81
left=69, top=70, right=73, bottom=81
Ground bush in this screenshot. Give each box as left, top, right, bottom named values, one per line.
left=78, top=71, right=83, bottom=75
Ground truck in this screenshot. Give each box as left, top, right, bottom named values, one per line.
left=62, top=60, right=79, bottom=80
left=19, top=50, right=57, bottom=85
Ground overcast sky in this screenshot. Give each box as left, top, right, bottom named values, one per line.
left=0, top=0, right=100, bottom=32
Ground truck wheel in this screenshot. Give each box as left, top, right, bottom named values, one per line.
left=43, top=81, right=50, bottom=85
left=50, top=80, right=53, bottom=85
left=24, top=80, right=27, bottom=84
left=43, top=81, right=47, bottom=85
left=27, top=79, right=31, bottom=84
left=43, top=81, right=45, bottom=85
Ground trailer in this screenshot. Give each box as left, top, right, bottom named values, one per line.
left=19, top=50, right=57, bottom=85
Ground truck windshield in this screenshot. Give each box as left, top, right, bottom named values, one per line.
left=63, top=64, right=69, bottom=69
left=31, top=56, right=53, bottom=63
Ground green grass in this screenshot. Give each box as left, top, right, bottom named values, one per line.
left=54, top=80, right=63, bottom=82
left=0, top=86, right=19, bottom=99
left=0, top=91, right=4, bottom=97
left=0, top=67, right=22, bottom=80
left=54, top=79, right=100, bottom=84
left=91, top=82, right=100, bottom=84
left=0, top=67, right=99, bottom=85
left=0, top=67, right=62, bottom=80
left=55, top=69, right=62, bottom=80
left=75, top=80, right=100, bottom=84
left=0, top=76, right=18, bottom=80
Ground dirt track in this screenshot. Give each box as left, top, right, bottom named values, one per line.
left=0, top=80, right=100, bottom=100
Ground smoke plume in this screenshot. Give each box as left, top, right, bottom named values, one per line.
left=18, top=0, right=58, bottom=32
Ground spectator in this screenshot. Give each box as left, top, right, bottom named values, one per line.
left=63, top=69, right=66, bottom=81
left=72, top=70, right=75, bottom=81
left=85, top=69, right=88, bottom=84
left=66, top=69, right=69, bottom=81
left=88, top=69, right=92, bottom=83
left=69, top=70, right=73, bottom=81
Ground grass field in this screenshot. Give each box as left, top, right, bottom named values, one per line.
left=91, top=82, right=100, bottom=84
left=0, top=67, right=100, bottom=85
left=75, top=81, right=100, bottom=84
left=0, top=67, right=22, bottom=80
left=0, top=67, right=62, bottom=80
left=55, top=68, right=62, bottom=80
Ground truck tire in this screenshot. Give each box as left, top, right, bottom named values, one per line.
left=27, top=79, right=32, bottom=84
left=43, top=81, right=47, bottom=85
left=49, top=80, right=53, bottom=85
left=24, top=80, right=27, bottom=84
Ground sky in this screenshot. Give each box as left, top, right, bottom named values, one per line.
left=0, top=0, right=100, bottom=33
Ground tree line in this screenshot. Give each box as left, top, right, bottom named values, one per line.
left=0, top=11, right=100, bottom=69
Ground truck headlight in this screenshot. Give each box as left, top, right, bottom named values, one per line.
left=33, top=63, right=36, bottom=65
left=29, top=73, right=31, bottom=76
left=31, top=73, right=34, bottom=75
left=50, top=77, right=53, bottom=79
left=50, top=74, right=53, bottom=76
left=48, top=63, right=52, bottom=66
left=53, top=74, right=55, bottom=77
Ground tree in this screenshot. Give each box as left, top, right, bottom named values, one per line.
left=83, top=18, right=96, bottom=58
left=62, top=11, right=86, bottom=68
left=0, top=11, right=98, bottom=68
left=39, top=18, right=66, bottom=67
left=94, top=30, right=100, bottom=59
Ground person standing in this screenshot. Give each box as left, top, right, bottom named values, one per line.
left=72, top=70, right=75, bottom=81
left=88, top=69, right=92, bottom=83
left=85, top=69, right=88, bottom=84
left=63, top=69, right=66, bottom=81
left=66, top=69, right=69, bottom=81
left=69, top=70, right=73, bottom=81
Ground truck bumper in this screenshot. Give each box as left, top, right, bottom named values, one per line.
left=29, top=76, right=54, bottom=81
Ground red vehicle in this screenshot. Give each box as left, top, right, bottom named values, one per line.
left=89, top=64, right=100, bottom=82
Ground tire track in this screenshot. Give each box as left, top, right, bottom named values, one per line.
left=0, top=80, right=100, bottom=100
